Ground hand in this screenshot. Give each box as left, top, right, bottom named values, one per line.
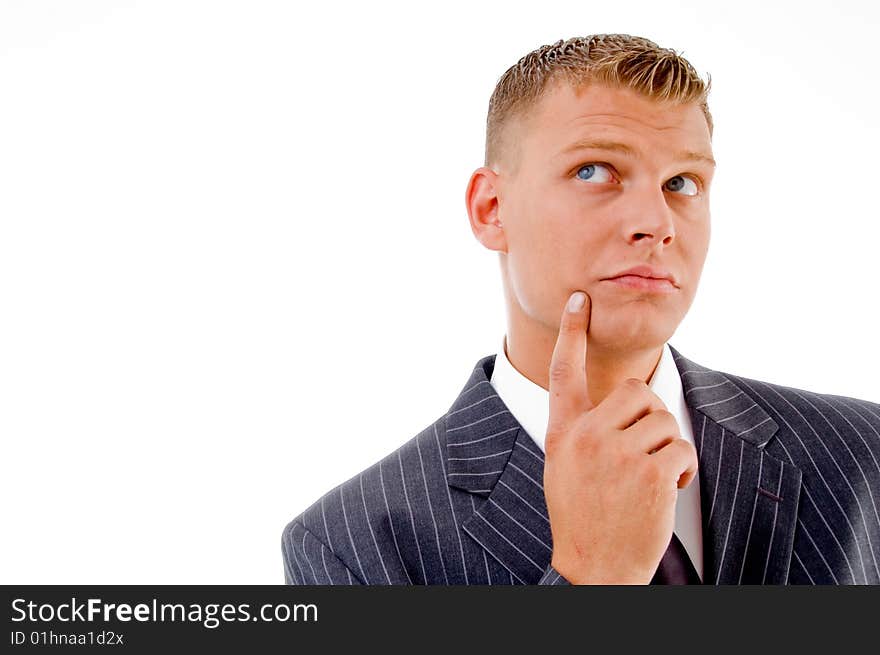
left=543, top=291, right=699, bottom=585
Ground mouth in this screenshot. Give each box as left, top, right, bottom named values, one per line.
left=602, top=275, right=678, bottom=293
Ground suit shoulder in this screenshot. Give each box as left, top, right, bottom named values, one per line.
left=720, top=371, right=880, bottom=445
left=723, top=370, right=879, bottom=414
left=282, top=413, right=449, bottom=544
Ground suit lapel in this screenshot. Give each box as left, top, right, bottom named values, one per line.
left=445, top=355, right=553, bottom=584
left=671, top=346, right=802, bottom=584
left=459, top=427, right=552, bottom=584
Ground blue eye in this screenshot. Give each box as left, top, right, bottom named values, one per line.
left=576, top=163, right=614, bottom=183
left=665, top=175, right=699, bottom=196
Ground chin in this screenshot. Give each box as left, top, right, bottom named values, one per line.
left=589, top=311, right=676, bottom=353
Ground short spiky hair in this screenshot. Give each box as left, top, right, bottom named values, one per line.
left=485, top=34, right=713, bottom=170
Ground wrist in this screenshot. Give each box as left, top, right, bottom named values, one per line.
left=551, top=555, right=649, bottom=585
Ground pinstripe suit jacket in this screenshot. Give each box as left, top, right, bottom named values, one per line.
left=282, top=346, right=880, bottom=585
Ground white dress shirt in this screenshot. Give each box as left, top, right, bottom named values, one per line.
left=489, top=335, right=704, bottom=581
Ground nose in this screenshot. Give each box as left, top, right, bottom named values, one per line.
left=623, top=188, right=676, bottom=249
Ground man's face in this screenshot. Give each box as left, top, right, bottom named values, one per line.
left=496, top=81, right=714, bottom=352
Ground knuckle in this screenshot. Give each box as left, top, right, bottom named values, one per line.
left=670, top=437, right=698, bottom=464
left=624, top=377, right=645, bottom=391
left=549, top=360, right=576, bottom=383
left=545, top=420, right=568, bottom=443
left=569, top=416, right=600, bottom=450
left=544, top=430, right=563, bottom=455
left=655, top=409, right=679, bottom=430
left=672, top=435, right=690, bottom=450
left=579, top=410, right=598, bottom=435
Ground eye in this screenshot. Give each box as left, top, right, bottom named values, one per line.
left=665, top=175, right=699, bottom=196
left=575, top=163, right=614, bottom=183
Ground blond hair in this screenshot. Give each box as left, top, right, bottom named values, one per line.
left=485, top=34, right=713, bottom=170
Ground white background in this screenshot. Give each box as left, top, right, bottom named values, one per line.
left=1, top=0, right=877, bottom=583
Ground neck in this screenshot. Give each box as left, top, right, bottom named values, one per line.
left=503, top=304, right=664, bottom=408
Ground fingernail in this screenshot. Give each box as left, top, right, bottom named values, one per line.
left=567, top=291, right=585, bottom=312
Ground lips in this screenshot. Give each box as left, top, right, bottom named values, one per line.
left=602, top=265, right=679, bottom=293
left=606, top=265, right=677, bottom=284
left=604, top=275, right=677, bottom=293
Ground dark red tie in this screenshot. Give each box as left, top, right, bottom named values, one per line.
left=650, top=532, right=701, bottom=584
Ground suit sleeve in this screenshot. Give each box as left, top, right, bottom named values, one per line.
left=537, top=563, right=572, bottom=585
left=282, top=520, right=363, bottom=585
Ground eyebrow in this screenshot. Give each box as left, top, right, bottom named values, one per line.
left=559, top=139, right=716, bottom=167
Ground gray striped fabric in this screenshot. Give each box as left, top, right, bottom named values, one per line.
left=282, top=346, right=880, bottom=585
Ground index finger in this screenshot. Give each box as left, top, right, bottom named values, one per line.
left=547, top=291, right=593, bottom=435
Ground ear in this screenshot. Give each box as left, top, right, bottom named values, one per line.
left=465, top=166, right=507, bottom=253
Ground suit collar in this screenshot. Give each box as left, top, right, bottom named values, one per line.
left=444, top=355, right=523, bottom=496
left=669, top=345, right=779, bottom=448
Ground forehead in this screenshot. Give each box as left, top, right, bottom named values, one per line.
left=521, top=80, right=712, bottom=157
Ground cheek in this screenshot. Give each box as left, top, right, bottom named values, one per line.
left=505, top=225, right=584, bottom=318
left=682, top=223, right=711, bottom=280
left=508, top=235, right=563, bottom=297
left=526, top=222, right=602, bottom=285
left=508, top=199, right=583, bottom=271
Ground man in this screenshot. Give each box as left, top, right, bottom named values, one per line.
left=281, top=34, right=880, bottom=584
